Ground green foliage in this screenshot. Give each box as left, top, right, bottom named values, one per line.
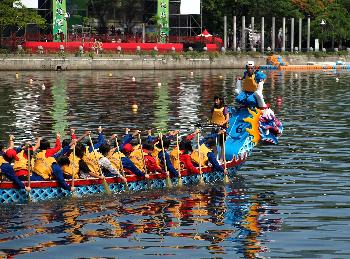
left=0, top=0, right=46, bottom=29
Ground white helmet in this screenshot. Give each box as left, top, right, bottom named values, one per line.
left=246, top=61, right=255, bottom=67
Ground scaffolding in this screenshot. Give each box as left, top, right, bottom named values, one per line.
left=169, top=0, right=202, bottom=37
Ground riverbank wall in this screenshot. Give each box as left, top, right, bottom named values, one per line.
left=0, top=54, right=349, bottom=71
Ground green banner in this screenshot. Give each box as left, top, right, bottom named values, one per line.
left=157, top=0, right=169, bottom=43
left=53, top=0, right=67, bottom=42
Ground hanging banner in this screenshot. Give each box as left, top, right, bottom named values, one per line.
left=157, top=0, right=169, bottom=43
left=53, top=0, right=67, bottom=42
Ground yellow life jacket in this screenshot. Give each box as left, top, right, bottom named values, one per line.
left=242, top=73, right=258, bottom=92
left=62, top=152, right=80, bottom=179
left=13, top=150, right=34, bottom=172
left=211, top=107, right=226, bottom=126
left=191, top=144, right=211, bottom=167
left=0, top=156, right=8, bottom=168
left=33, top=151, right=57, bottom=180
left=170, top=147, right=181, bottom=170
left=151, top=145, right=161, bottom=167
left=83, top=150, right=103, bottom=174
left=129, top=145, right=148, bottom=171
left=107, top=150, right=125, bottom=171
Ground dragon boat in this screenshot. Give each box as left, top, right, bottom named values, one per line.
left=0, top=107, right=282, bottom=204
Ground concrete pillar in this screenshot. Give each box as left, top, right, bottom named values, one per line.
left=142, top=23, right=146, bottom=43
left=233, top=16, right=237, bottom=51
left=272, top=17, right=275, bottom=51
left=282, top=17, right=286, bottom=51
left=242, top=16, right=245, bottom=50
left=291, top=18, right=294, bottom=52
left=261, top=17, right=264, bottom=52
left=299, top=18, right=302, bottom=51
left=224, top=16, right=227, bottom=49
left=307, top=17, right=310, bottom=51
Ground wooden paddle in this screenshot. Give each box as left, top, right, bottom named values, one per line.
left=71, top=144, right=78, bottom=197
left=222, top=132, right=230, bottom=184
left=26, top=145, right=32, bottom=202
left=115, top=137, right=129, bottom=191
left=159, top=133, right=172, bottom=188
left=176, top=133, right=182, bottom=187
left=88, top=135, right=111, bottom=194
left=138, top=133, right=151, bottom=188
left=196, top=131, right=205, bottom=185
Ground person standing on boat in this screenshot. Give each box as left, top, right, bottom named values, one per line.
left=235, top=61, right=267, bottom=108
left=0, top=136, right=31, bottom=191
left=210, top=96, right=230, bottom=129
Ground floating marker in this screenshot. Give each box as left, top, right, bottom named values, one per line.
left=29, top=79, right=33, bottom=84
left=190, top=71, right=194, bottom=76
left=219, top=75, right=223, bottom=79
left=109, top=73, right=112, bottom=77
left=15, top=73, right=19, bottom=79
left=132, top=77, right=136, bottom=82
left=336, top=77, right=339, bottom=82
left=131, top=104, right=138, bottom=110
left=294, top=74, right=298, bottom=78
left=157, top=82, right=162, bottom=87
left=41, top=84, right=45, bottom=89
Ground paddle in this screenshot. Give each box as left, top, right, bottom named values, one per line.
left=71, top=144, right=78, bottom=197
left=115, top=137, right=129, bottom=191
left=196, top=131, right=205, bottom=185
left=138, top=133, right=151, bottom=188
left=88, top=135, right=111, bottom=194
left=222, top=131, right=230, bottom=184
left=26, top=145, right=32, bottom=202
left=176, top=133, right=183, bottom=187
left=159, top=133, right=172, bottom=188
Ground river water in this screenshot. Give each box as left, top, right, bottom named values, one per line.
left=0, top=69, right=349, bottom=258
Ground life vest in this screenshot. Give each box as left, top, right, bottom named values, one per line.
left=0, top=156, right=7, bottom=167
left=13, top=150, right=34, bottom=172
left=191, top=144, right=211, bottom=167
left=242, top=73, right=258, bottom=92
left=129, top=145, right=148, bottom=171
left=107, top=151, right=125, bottom=171
left=62, top=152, right=80, bottom=179
left=170, top=147, right=184, bottom=170
left=211, top=107, right=226, bottom=126
left=83, top=150, right=103, bottom=174
left=33, top=150, right=57, bottom=180
left=151, top=145, right=161, bottom=167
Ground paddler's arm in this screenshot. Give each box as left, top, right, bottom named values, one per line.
left=89, top=127, right=105, bottom=152
left=51, top=163, right=73, bottom=191
left=207, top=152, right=224, bottom=173
left=46, top=133, right=62, bottom=157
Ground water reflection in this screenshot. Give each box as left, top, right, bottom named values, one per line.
left=0, top=186, right=281, bottom=258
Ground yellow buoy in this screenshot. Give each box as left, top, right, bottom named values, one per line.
left=219, top=75, right=223, bottom=79
left=131, top=104, right=138, bottom=110
left=15, top=73, right=19, bottom=79
left=29, top=79, right=33, bottom=84
left=109, top=73, right=112, bottom=77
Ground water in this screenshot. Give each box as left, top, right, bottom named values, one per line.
left=0, top=69, right=349, bottom=258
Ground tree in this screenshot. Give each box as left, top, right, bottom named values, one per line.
left=0, top=0, right=46, bottom=46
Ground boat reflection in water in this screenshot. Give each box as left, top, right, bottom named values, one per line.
left=1, top=185, right=282, bottom=258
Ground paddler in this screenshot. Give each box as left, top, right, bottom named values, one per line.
left=31, top=133, right=74, bottom=192
left=0, top=135, right=31, bottom=191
